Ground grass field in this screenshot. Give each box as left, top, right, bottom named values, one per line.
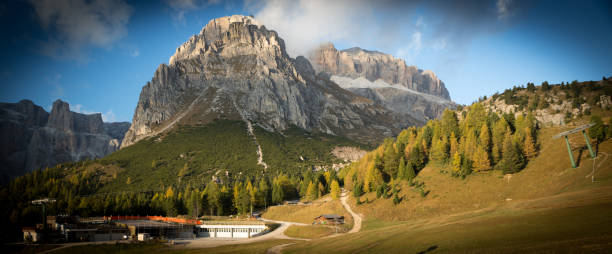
left=279, top=121, right=612, bottom=253
left=284, top=190, right=612, bottom=253
left=284, top=225, right=337, bottom=239
left=262, top=195, right=353, bottom=230
left=46, top=239, right=297, bottom=254
left=349, top=123, right=612, bottom=224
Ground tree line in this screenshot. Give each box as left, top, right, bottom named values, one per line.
left=342, top=103, right=539, bottom=200
left=0, top=163, right=342, bottom=242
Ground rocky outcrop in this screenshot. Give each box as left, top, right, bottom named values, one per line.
left=308, top=43, right=454, bottom=121
left=122, top=15, right=415, bottom=148
left=0, top=99, right=130, bottom=183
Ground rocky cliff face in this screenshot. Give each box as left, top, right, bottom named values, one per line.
left=309, top=43, right=454, bottom=121
left=122, top=15, right=416, bottom=148
left=0, top=99, right=130, bottom=183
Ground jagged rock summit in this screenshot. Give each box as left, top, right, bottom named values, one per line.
left=0, top=99, right=130, bottom=183
left=309, top=43, right=454, bottom=121
left=121, top=15, right=413, bottom=148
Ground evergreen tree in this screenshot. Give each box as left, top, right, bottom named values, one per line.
left=441, top=109, right=460, bottom=137
left=330, top=180, right=340, bottom=200
left=397, top=157, right=407, bottom=180
left=430, top=137, right=449, bottom=164
left=464, top=103, right=487, bottom=133
left=449, top=132, right=459, bottom=158
left=500, top=131, right=525, bottom=173
left=382, top=139, right=400, bottom=178
left=353, top=182, right=364, bottom=197
left=318, top=182, right=325, bottom=198
left=473, top=144, right=491, bottom=171
left=204, top=181, right=220, bottom=215
left=492, top=119, right=509, bottom=164
left=589, top=115, right=605, bottom=145
left=258, top=178, right=270, bottom=208
left=479, top=124, right=491, bottom=152
left=523, top=127, right=537, bottom=158
left=306, top=181, right=317, bottom=201
left=541, top=81, right=550, bottom=91
left=405, top=161, right=416, bottom=181
left=272, top=181, right=284, bottom=204
left=452, top=152, right=462, bottom=173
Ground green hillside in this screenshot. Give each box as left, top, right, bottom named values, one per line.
left=80, top=120, right=364, bottom=193
left=0, top=120, right=365, bottom=242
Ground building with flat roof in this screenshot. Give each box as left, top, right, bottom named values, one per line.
left=196, top=221, right=267, bottom=238
left=115, top=220, right=194, bottom=239
left=314, top=214, right=345, bottom=225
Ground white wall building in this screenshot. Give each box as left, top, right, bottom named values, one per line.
left=196, top=222, right=267, bottom=238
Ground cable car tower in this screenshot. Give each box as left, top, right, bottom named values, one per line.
left=552, top=123, right=596, bottom=168
left=31, top=198, right=56, bottom=230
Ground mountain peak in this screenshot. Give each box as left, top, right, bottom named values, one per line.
left=169, top=15, right=285, bottom=66
left=309, top=43, right=451, bottom=100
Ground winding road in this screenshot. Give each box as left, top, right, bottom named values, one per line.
left=266, top=189, right=363, bottom=253
left=340, top=189, right=362, bottom=234
left=43, top=191, right=362, bottom=254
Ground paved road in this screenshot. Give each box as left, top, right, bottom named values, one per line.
left=169, top=217, right=308, bottom=249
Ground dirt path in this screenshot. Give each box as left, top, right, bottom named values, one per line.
left=341, top=190, right=362, bottom=234
left=267, top=243, right=296, bottom=254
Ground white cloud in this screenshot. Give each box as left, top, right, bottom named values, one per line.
left=72, top=104, right=117, bottom=122
left=29, top=0, right=132, bottom=59
left=72, top=104, right=97, bottom=115
left=497, top=0, right=514, bottom=20
left=165, top=0, right=222, bottom=25
left=102, top=110, right=117, bottom=122
left=433, top=38, right=447, bottom=50
left=131, top=49, right=140, bottom=57
left=253, top=0, right=388, bottom=57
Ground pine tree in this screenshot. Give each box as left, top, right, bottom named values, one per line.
left=306, top=181, right=317, bottom=201
left=473, top=144, right=491, bottom=171
left=430, top=137, right=449, bottom=164
left=272, top=181, right=284, bottom=204
left=330, top=180, right=340, bottom=200
left=479, top=123, right=491, bottom=152
left=452, top=152, right=462, bottom=173
left=405, top=161, right=416, bottom=181
left=258, top=179, right=270, bottom=208
left=318, top=182, right=325, bottom=198
left=397, top=157, right=407, bottom=180
left=464, top=129, right=478, bottom=161
left=492, top=119, right=509, bottom=164
left=523, top=127, right=537, bottom=158
left=449, top=132, right=459, bottom=158
left=500, top=131, right=525, bottom=173
left=589, top=115, right=605, bottom=144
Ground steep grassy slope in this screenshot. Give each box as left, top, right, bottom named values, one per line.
left=282, top=124, right=612, bottom=253
left=85, top=120, right=365, bottom=192
left=264, top=79, right=612, bottom=253
left=348, top=123, right=612, bottom=223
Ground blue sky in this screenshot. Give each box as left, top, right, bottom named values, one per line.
left=1, top=0, right=611, bottom=122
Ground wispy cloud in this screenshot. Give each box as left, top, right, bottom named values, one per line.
left=251, top=0, right=525, bottom=63
left=102, top=110, right=117, bottom=122
left=72, top=104, right=117, bottom=122
left=165, top=0, right=222, bottom=25
left=28, top=0, right=132, bottom=60
left=497, top=0, right=515, bottom=20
